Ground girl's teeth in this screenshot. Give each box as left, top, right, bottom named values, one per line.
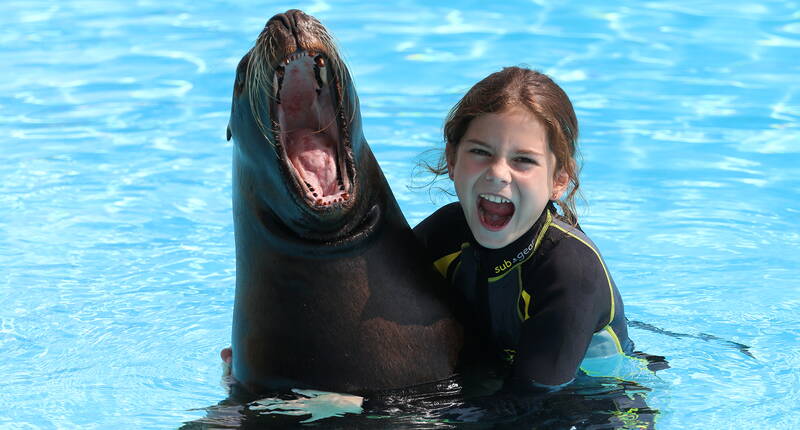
left=480, top=194, right=511, bottom=204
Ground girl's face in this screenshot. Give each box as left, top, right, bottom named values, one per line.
left=448, top=107, right=569, bottom=249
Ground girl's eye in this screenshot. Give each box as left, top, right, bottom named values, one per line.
left=469, top=148, right=491, bottom=156
left=514, top=156, right=537, bottom=165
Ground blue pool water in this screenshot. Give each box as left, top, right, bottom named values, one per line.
left=2, top=0, right=799, bottom=428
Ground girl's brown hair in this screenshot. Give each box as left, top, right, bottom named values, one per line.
left=430, top=66, right=581, bottom=225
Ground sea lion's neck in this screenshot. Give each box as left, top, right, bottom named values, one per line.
left=253, top=202, right=385, bottom=258
left=234, top=140, right=407, bottom=258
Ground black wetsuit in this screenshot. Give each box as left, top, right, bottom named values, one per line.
left=414, top=202, right=634, bottom=387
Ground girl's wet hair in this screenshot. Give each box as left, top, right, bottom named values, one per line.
left=428, top=66, right=582, bottom=225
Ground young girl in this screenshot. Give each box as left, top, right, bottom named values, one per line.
left=415, top=66, right=633, bottom=390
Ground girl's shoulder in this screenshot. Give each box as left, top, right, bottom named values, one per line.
left=545, top=216, right=602, bottom=255
left=414, top=202, right=464, bottom=230
left=412, top=202, right=469, bottom=258
left=534, top=215, right=612, bottom=285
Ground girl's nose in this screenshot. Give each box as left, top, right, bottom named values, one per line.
left=484, top=159, right=511, bottom=185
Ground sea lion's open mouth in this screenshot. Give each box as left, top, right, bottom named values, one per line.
left=271, top=50, right=353, bottom=210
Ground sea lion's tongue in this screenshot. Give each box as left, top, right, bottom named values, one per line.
left=479, top=198, right=514, bottom=228
left=286, top=129, right=338, bottom=196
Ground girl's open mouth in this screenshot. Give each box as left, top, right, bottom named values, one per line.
left=477, top=194, right=515, bottom=231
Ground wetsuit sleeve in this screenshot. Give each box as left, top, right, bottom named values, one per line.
left=509, top=239, right=611, bottom=387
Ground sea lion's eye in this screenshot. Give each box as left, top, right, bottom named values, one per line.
left=234, top=54, right=250, bottom=94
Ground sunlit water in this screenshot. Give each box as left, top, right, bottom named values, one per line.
left=1, top=1, right=799, bottom=428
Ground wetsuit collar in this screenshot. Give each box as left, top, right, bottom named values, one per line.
left=474, top=202, right=556, bottom=279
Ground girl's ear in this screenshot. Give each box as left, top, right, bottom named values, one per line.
left=551, top=166, right=571, bottom=200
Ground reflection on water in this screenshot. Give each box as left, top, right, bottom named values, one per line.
left=183, top=372, right=660, bottom=429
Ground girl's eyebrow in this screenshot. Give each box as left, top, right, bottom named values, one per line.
left=463, top=138, right=490, bottom=147
left=515, top=148, right=545, bottom=157
left=464, top=138, right=545, bottom=157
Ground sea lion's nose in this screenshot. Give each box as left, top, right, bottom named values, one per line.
left=267, top=12, right=292, bottom=31
left=270, top=9, right=308, bottom=32
left=285, top=9, right=309, bottom=27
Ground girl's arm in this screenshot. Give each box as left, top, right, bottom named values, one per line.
left=508, top=241, right=610, bottom=388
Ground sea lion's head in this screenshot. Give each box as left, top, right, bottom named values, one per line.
left=228, top=10, right=375, bottom=243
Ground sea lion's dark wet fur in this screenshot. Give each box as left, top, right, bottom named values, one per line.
left=227, top=10, right=473, bottom=395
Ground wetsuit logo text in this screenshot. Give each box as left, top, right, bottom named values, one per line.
left=493, top=241, right=535, bottom=274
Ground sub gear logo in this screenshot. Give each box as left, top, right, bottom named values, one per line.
left=493, top=241, right=535, bottom=274
left=495, top=259, right=512, bottom=273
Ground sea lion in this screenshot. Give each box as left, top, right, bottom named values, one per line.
left=226, top=9, right=469, bottom=395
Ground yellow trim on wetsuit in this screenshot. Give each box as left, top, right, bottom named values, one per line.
left=520, top=288, right=531, bottom=321
left=432, top=242, right=470, bottom=278
left=487, top=211, right=553, bottom=283
left=550, top=222, right=616, bottom=327
left=433, top=251, right=460, bottom=278
left=534, top=210, right=554, bottom=250
left=604, top=325, right=624, bottom=353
